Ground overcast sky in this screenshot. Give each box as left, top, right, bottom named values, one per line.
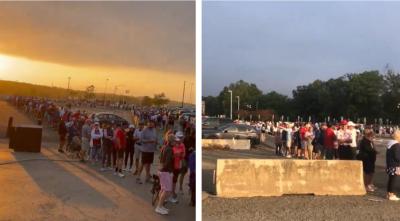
left=203, top=1, right=400, bottom=96
left=0, top=1, right=195, bottom=102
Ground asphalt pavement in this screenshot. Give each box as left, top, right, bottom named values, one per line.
left=0, top=100, right=194, bottom=221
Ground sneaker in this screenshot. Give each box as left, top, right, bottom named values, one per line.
left=100, top=167, right=107, bottom=172
left=122, top=168, right=128, bottom=172
left=155, top=207, right=168, bottom=215
left=113, top=172, right=118, bottom=176
left=286, top=155, right=292, bottom=159
left=118, top=172, right=125, bottom=178
left=161, top=206, right=169, bottom=212
left=128, top=168, right=133, bottom=172
left=388, top=195, right=400, bottom=201
left=366, top=186, right=375, bottom=192
left=168, top=197, right=178, bottom=204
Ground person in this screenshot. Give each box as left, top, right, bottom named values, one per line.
left=124, top=125, right=136, bottom=172
left=357, top=129, right=377, bottom=192
left=170, top=131, right=186, bottom=203
left=58, top=119, right=67, bottom=153
left=284, top=124, right=293, bottom=158
left=133, top=122, right=144, bottom=175
left=90, top=122, right=103, bottom=164
left=337, top=120, right=353, bottom=160
left=80, top=119, right=92, bottom=162
left=347, top=121, right=358, bottom=159
left=274, top=128, right=282, bottom=156
left=299, top=123, right=308, bottom=159
left=324, top=123, right=336, bottom=160
left=183, top=127, right=195, bottom=191
left=315, top=123, right=326, bottom=159
left=100, top=123, right=114, bottom=172
left=386, top=130, right=400, bottom=201
left=304, top=125, right=315, bottom=160
left=113, top=123, right=126, bottom=178
left=155, top=134, right=175, bottom=215
left=137, top=120, right=158, bottom=184
left=188, top=149, right=196, bottom=207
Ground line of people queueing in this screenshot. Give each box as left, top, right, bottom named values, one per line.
left=58, top=119, right=196, bottom=215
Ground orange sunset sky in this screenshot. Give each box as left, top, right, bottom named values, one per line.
left=0, top=1, right=195, bottom=103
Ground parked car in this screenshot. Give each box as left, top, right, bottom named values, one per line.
left=202, top=123, right=259, bottom=146
left=92, top=112, right=129, bottom=127
left=202, top=117, right=233, bottom=130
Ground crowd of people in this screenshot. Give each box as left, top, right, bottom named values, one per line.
left=230, top=117, right=400, bottom=201
left=8, top=96, right=196, bottom=215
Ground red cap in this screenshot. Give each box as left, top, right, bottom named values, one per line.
left=340, top=120, right=348, bottom=125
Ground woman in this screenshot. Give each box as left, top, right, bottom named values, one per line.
left=386, top=130, right=400, bottom=201
left=170, top=132, right=186, bottom=203
left=304, top=126, right=315, bottom=160
left=357, top=129, right=377, bottom=192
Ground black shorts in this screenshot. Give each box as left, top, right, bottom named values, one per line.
left=173, top=169, right=181, bottom=183
left=141, top=152, right=154, bottom=164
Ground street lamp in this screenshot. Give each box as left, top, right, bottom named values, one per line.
left=228, top=90, right=233, bottom=119
left=236, top=96, right=240, bottom=119
left=103, top=78, right=109, bottom=106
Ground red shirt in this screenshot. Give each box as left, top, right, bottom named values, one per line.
left=114, top=128, right=126, bottom=150
left=172, top=143, right=186, bottom=170
left=324, top=128, right=335, bottom=149
left=300, top=127, right=307, bottom=140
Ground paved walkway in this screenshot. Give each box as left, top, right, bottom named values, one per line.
left=0, top=100, right=194, bottom=221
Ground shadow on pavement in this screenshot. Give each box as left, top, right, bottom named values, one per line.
left=11, top=151, right=116, bottom=209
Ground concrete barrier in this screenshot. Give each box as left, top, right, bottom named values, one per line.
left=216, top=159, right=366, bottom=197
left=202, top=139, right=251, bottom=150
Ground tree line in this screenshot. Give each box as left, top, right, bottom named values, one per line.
left=203, top=70, right=400, bottom=124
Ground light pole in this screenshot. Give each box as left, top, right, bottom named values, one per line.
left=228, top=90, right=233, bottom=119
left=181, top=81, right=186, bottom=108
left=189, top=82, right=194, bottom=105
left=236, top=96, right=240, bottom=119
left=67, top=76, right=71, bottom=90
left=103, top=78, right=109, bottom=106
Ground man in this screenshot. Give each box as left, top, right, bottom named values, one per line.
left=58, top=119, right=67, bottom=153
left=347, top=121, right=358, bottom=160
left=155, top=134, right=175, bottom=215
left=124, top=125, right=136, bottom=172
left=114, top=123, right=126, bottom=178
left=137, top=120, right=158, bottom=184
left=80, top=119, right=92, bottom=162
left=100, top=123, right=114, bottom=172
left=337, top=120, right=353, bottom=160
left=324, top=123, right=337, bottom=159
left=133, top=122, right=144, bottom=175
left=90, top=122, right=103, bottom=164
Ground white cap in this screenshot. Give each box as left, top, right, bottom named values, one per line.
left=347, top=121, right=356, bottom=127
left=175, top=131, right=184, bottom=139
left=129, top=124, right=135, bottom=129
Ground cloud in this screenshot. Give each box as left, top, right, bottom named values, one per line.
left=0, top=1, right=195, bottom=74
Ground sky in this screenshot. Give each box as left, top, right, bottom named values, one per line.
left=203, top=1, right=400, bottom=97
left=0, top=1, right=195, bottom=103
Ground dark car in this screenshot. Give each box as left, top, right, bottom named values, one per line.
left=202, top=117, right=233, bottom=130
left=202, top=123, right=259, bottom=146
left=92, top=112, right=129, bottom=127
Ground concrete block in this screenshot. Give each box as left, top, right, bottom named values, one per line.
left=216, top=159, right=366, bottom=197
left=202, top=139, right=251, bottom=150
